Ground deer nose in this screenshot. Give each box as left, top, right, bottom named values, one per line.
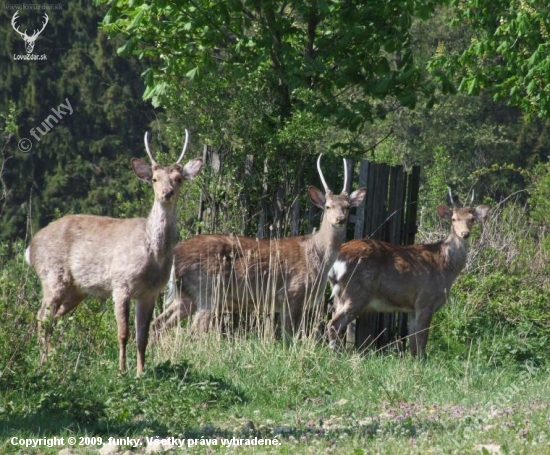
left=336, top=215, right=346, bottom=224
left=461, top=231, right=470, bottom=239
left=162, top=189, right=174, bottom=199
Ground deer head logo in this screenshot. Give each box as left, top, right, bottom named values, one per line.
left=11, top=11, right=48, bottom=54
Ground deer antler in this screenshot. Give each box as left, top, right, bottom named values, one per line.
left=32, top=13, right=49, bottom=39
left=175, top=129, right=189, bottom=164
left=143, top=132, right=158, bottom=166
left=11, top=11, right=27, bottom=39
left=342, top=159, right=349, bottom=194
left=447, top=186, right=457, bottom=207
left=317, top=154, right=331, bottom=194
left=144, top=129, right=189, bottom=166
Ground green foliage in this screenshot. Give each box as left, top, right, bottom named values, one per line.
left=102, top=0, right=447, bottom=129
left=528, top=161, right=550, bottom=228
left=433, top=272, right=550, bottom=366
left=0, top=101, right=18, bottom=137
left=431, top=1, right=550, bottom=119
left=421, top=145, right=452, bottom=210
left=359, top=8, right=548, bottom=212
left=0, top=241, right=38, bottom=379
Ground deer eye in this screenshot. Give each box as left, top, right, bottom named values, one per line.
left=152, top=178, right=158, bottom=183
left=174, top=175, right=182, bottom=184
left=452, top=218, right=457, bottom=222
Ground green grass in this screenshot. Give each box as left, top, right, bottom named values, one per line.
left=1, top=322, right=550, bottom=454
left=2, top=203, right=550, bottom=454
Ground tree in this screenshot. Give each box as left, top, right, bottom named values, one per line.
left=103, top=0, right=447, bottom=130
left=431, top=0, right=550, bottom=119
left=101, top=0, right=448, bottom=235
left=0, top=3, right=155, bottom=240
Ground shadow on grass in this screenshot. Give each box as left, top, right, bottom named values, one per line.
left=0, top=359, right=246, bottom=439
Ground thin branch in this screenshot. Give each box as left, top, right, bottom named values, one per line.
left=366, top=127, right=394, bottom=155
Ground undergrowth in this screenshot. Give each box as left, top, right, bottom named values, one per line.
left=1, top=200, right=549, bottom=453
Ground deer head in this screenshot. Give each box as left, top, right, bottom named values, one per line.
left=12, top=11, right=48, bottom=54
left=443, top=187, right=489, bottom=239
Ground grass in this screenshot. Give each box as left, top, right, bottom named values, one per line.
left=2, top=202, right=550, bottom=454
left=1, top=321, right=550, bottom=454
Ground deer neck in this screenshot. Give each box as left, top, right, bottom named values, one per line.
left=146, top=201, right=178, bottom=259
left=311, top=215, right=346, bottom=266
left=441, top=229, right=469, bottom=275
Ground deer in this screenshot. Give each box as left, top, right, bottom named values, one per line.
left=152, top=155, right=366, bottom=339
left=327, top=190, right=489, bottom=357
left=25, top=130, right=203, bottom=375
left=11, top=11, right=48, bottom=54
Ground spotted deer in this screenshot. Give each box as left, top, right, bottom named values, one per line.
left=26, top=130, right=203, bottom=375
left=153, top=155, right=366, bottom=338
left=327, top=192, right=489, bottom=356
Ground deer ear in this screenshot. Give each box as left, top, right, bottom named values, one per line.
left=182, top=158, right=203, bottom=180
left=474, top=205, right=489, bottom=220
left=132, top=158, right=153, bottom=182
left=308, top=186, right=326, bottom=208
left=350, top=188, right=367, bottom=208
left=437, top=205, right=452, bottom=220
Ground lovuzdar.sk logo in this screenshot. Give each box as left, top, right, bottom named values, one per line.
left=11, top=10, right=48, bottom=60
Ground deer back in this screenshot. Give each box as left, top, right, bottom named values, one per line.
left=174, top=233, right=314, bottom=310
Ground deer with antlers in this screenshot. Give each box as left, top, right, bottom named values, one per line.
left=26, top=130, right=203, bottom=375
left=327, top=190, right=489, bottom=356
left=153, top=155, right=366, bottom=338
left=11, top=11, right=48, bottom=54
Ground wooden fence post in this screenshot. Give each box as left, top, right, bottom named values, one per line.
left=349, top=160, right=420, bottom=353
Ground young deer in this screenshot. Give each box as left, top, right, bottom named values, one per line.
left=327, top=193, right=489, bottom=356
left=153, top=155, right=366, bottom=338
left=26, top=130, right=203, bottom=375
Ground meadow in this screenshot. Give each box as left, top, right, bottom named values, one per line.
left=1, top=202, right=549, bottom=454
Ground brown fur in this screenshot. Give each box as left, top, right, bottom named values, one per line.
left=27, top=141, right=202, bottom=375
left=327, top=204, right=489, bottom=356
left=154, top=184, right=366, bottom=338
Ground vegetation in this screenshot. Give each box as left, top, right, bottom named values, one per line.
left=1, top=1, right=550, bottom=454
left=1, top=198, right=549, bottom=453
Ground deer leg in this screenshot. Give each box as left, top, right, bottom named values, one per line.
left=37, top=292, right=61, bottom=364
left=37, top=283, right=74, bottom=363
left=113, top=291, right=131, bottom=373
left=190, top=308, right=211, bottom=333
left=54, top=288, right=85, bottom=318
left=153, top=297, right=194, bottom=333
left=283, top=306, right=303, bottom=346
left=409, top=309, right=433, bottom=358
left=327, top=308, right=356, bottom=350
left=135, top=298, right=156, bottom=376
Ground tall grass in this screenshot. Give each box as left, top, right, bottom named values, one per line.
left=1, top=200, right=549, bottom=453
left=157, top=234, right=331, bottom=343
